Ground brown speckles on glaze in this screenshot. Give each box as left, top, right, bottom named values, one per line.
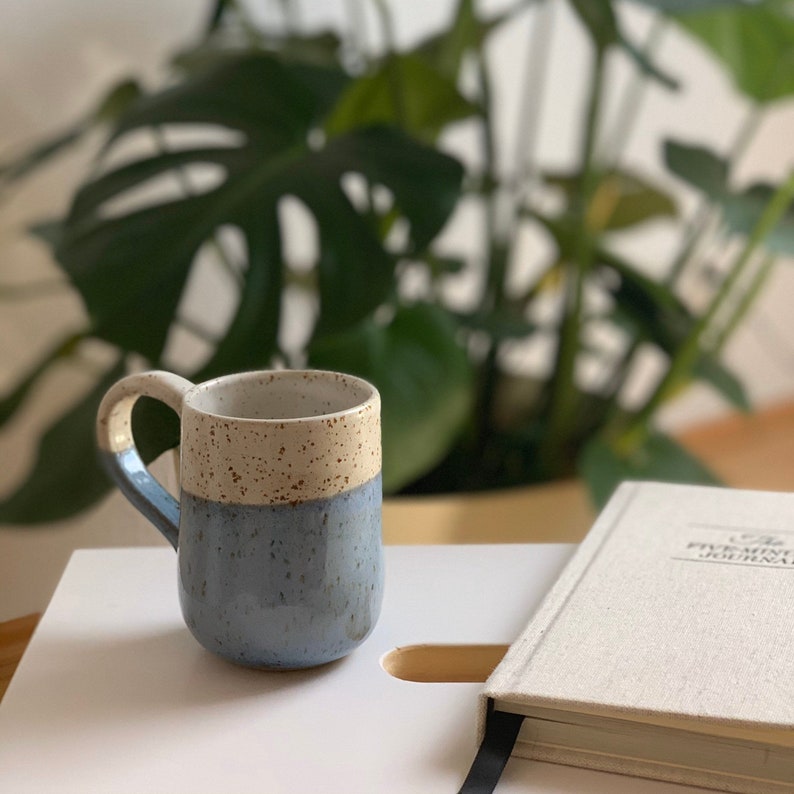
left=97, top=370, right=193, bottom=454
left=179, top=370, right=380, bottom=506
left=177, top=476, right=383, bottom=664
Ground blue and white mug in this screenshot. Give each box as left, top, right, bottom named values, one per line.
left=96, top=369, right=383, bottom=669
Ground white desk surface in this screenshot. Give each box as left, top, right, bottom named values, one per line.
left=0, top=546, right=704, bottom=793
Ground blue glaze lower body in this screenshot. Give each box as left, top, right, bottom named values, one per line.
left=177, top=475, right=383, bottom=669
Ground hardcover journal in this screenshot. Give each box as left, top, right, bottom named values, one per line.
left=464, top=481, right=794, bottom=794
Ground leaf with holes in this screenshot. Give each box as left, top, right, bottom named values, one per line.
left=53, top=52, right=464, bottom=371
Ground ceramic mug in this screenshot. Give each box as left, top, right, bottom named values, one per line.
left=96, top=369, right=383, bottom=669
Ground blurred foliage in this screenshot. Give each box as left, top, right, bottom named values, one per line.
left=1, top=0, right=794, bottom=523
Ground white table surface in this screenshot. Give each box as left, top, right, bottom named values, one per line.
left=0, top=545, right=706, bottom=793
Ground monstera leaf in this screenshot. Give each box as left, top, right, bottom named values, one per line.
left=308, top=304, right=475, bottom=492
left=674, top=1, right=794, bottom=104
left=0, top=50, right=466, bottom=523
left=580, top=433, right=721, bottom=507
left=53, top=52, right=465, bottom=374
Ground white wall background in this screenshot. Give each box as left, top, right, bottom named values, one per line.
left=1, top=0, right=793, bottom=620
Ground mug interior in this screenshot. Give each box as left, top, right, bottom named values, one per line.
left=187, top=370, right=376, bottom=421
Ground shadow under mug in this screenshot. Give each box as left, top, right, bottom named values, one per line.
left=96, top=369, right=383, bottom=670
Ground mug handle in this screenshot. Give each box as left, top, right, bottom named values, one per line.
left=96, top=371, right=194, bottom=550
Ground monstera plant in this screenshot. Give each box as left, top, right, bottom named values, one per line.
left=1, top=0, right=793, bottom=523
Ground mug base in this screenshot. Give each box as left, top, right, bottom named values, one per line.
left=212, top=648, right=353, bottom=672
left=180, top=591, right=379, bottom=671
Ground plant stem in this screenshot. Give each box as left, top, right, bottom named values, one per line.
left=621, top=169, right=794, bottom=452
left=204, top=0, right=232, bottom=35
left=371, top=0, right=407, bottom=127
left=512, top=0, right=555, bottom=191
left=600, top=16, right=666, bottom=167
left=477, top=57, right=507, bottom=314
left=539, top=44, right=605, bottom=473
left=603, top=104, right=765, bottom=427
left=472, top=47, right=509, bottom=457
left=571, top=15, right=664, bottom=428
left=473, top=3, right=558, bottom=462
left=503, top=0, right=557, bottom=317
left=667, top=104, right=763, bottom=288
left=712, top=252, right=775, bottom=354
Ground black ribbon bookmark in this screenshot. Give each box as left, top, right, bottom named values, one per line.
left=457, top=706, right=525, bottom=794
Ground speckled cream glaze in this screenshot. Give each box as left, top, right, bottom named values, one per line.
left=180, top=370, right=381, bottom=506
left=97, top=370, right=193, bottom=455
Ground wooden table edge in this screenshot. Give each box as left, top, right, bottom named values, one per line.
left=0, top=613, right=40, bottom=702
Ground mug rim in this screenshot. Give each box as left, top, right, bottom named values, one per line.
left=183, top=368, right=380, bottom=424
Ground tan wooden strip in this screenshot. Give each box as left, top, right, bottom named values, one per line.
left=383, top=478, right=592, bottom=545
left=0, top=613, right=40, bottom=702
left=383, top=400, right=794, bottom=546
left=381, top=644, right=510, bottom=683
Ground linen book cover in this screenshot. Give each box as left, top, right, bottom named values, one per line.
left=478, top=481, right=794, bottom=793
